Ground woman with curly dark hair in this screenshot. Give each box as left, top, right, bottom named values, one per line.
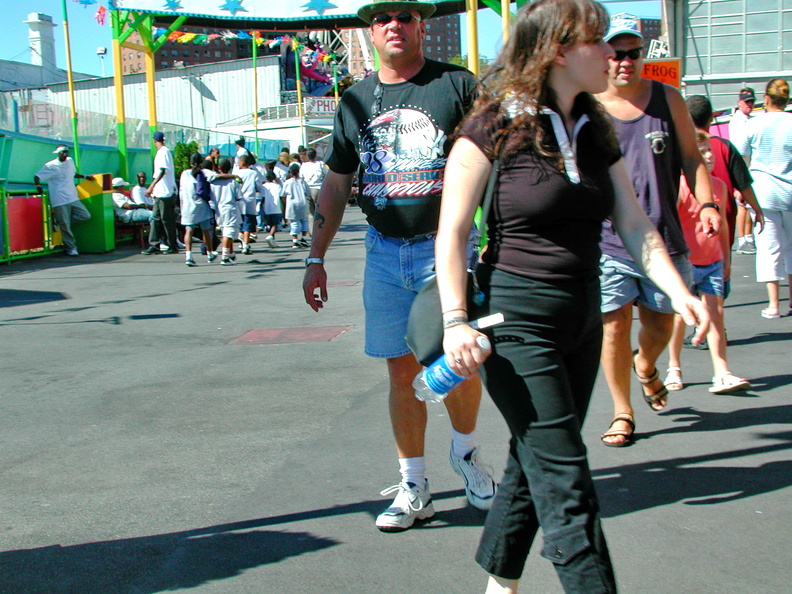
left=433, top=1, right=709, bottom=591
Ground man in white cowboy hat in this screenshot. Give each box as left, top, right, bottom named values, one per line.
left=34, top=145, right=93, bottom=256
left=302, top=0, right=496, bottom=532
left=111, top=177, right=153, bottom=224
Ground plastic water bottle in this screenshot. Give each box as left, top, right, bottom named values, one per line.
left=413, top=336, right=491, bottom=403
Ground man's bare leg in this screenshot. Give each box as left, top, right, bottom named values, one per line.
left=634, top=304, right=674, bottom=410
left=601, top=304, right=635, bottom=445
left=386, top=353, right=427, bottom=458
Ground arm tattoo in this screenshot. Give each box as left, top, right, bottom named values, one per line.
left=315, top=210, right=326, bottom=229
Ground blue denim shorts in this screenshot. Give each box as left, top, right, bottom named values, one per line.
left=600, top=253, right=693, bottom=314
left=362, top=227, right=441, bottom=358
left=692, top=260, right=725, bottom=297
left=191, top=218, right=213, bottom=231
left=240, top=214, right=257, bottom=232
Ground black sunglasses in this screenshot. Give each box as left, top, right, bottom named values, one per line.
left=372, top=12, right=420, bottom=26
left=611, top=47, right=643, bottom=61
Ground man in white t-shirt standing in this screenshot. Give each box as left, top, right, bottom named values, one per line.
left=34, top=145, right=93, bottom=256
left=142, top=131, right=179, bottom=254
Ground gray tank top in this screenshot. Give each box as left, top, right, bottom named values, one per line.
left=600, top=80, right=688, bottom=259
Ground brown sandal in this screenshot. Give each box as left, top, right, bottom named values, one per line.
left=601, top=414, right=636, bottom=448
left=633, top=354, right=668, bottom=411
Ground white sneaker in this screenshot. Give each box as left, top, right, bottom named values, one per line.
left=221, top=257, right=235, bottom=266
left=177, top=240, right=186, bottom=249
left=265, top=235, right=277, bottom=248
left=207, top=251, right=218, bottom=263
left=375, top=480, right=435, bottom=532
left=185, top=257, right=196, bottom=267
left=449, top=447, right=496, bottom=510
left=66, top=248, right=79, bottom=256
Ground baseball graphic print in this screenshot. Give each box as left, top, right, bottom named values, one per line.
left=360, top=107, right=448, bottom=210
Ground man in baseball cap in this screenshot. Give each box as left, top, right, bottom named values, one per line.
left=111, top=176, right=152, bottom=225
left=34, top=145, right=94, bottom=256
left=142, top=131, right=179, bottom=254
left=303, top=0, right=496, bottom=533
left=596, top=12, right=719, bottom=446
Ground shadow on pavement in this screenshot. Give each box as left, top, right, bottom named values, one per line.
left=0, top=528, right=338, bottom=594
left=596, top=427, right=792, bottom=517
left=0, top=289, right=68, bottom=308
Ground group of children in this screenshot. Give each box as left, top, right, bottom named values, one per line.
left=177, top=147, right=322, bottom=266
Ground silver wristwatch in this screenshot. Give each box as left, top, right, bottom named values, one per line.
left=305, top=257, right=325, bottom=267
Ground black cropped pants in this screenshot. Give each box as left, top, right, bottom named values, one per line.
left=474, top=267, right=617, bottom=593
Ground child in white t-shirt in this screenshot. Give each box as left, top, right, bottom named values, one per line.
left=281, top=163, right=311, bottom=249
left=260, top=171, right=282, bottom=248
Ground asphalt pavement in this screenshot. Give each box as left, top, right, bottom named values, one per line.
left=0, top=207, right=790, bottom=593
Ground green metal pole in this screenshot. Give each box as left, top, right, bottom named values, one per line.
left=60, top=0, right=81, bottom=169
left=253, top=34, right=259, bottom=156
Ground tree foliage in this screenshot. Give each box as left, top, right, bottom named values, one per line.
left=173, top=141, right=199, bottom=178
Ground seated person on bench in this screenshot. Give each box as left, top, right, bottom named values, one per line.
left=112, top=177, right=153, bottom=224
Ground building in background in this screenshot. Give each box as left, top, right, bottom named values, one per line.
left=424, top=14, right=461, bottom=63
left=121, top=25, right=285, bottom=73
left=0, top=13, right=92, bottom=91
left=665, top=0, right=792, bottom=111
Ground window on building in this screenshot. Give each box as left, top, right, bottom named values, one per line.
left=215, top=51, right=222, bottom=57
left=426, top=34, right=431, bottom=41
left=426, top=45, right=432, bottom=52
left=161, top=61, right=169, bottom=67
left=183, top=50, right=190, bottom=56
left=172, top=50, right=178, bottom=56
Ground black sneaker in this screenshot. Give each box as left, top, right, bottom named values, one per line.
left=164, top=248, right=180, bottom=254
left=141, top=246, right=161, bottom=255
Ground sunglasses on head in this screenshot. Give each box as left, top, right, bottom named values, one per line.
left=372, top=12, right=420, bottom=26
left=611, top=47, right=643, bottom=61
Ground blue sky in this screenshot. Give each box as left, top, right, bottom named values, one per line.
left=3, top=1, right=661, bottom=77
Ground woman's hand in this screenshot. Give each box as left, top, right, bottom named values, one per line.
left=672, top=294, right=711, bottom=345
left=443, top=324, right=491, bottom=378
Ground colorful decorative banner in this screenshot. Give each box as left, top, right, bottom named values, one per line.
left=110, top=0, right=358, bottom=20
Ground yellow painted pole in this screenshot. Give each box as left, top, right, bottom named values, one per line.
left=502, top=0, right=511, bottom=44
left=111, top=14, right=129, bottom=179
left=145, top=47, right=158, bottom=156
left=294, top=42, right=306, bottom=147
left=61, top=0, right=81, bottom=169
left=466, top=0, right=479, bottom=76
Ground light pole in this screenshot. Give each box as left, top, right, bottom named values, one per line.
left=96, top=46, right=107, bottom=77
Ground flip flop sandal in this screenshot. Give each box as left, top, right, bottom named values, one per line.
left=633, top=353, right=668, bottom=411
left=601, top=414, right=636, bottom=448
left=664, top=367, right=684, bottom=391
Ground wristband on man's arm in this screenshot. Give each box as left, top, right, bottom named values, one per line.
left=700, top=202, right=719, bottom=212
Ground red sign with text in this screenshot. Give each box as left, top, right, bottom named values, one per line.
left=642, top=58, right=681, bottom=88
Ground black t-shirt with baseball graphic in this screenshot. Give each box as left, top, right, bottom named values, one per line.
left=326, top=59, right=477, bottom=238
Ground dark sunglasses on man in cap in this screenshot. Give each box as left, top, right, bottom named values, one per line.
left=610, top=47, right=643, bottom=62
left=372, top=11, right=421, bottom=26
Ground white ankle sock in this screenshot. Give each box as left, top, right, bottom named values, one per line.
left=398, top=457, right=426, bottom=487
left=451, top=428, right=477, bottom=458
left=221, top=247, right=229, bottom=257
